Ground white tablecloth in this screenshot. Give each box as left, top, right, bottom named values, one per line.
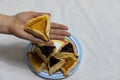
left=0, top=0, right=120, bottom=80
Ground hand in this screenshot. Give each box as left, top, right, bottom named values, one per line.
left=3, top=11, right=70, bottom=45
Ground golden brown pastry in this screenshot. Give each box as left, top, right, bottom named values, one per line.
left=28, top=51, right=46, bottom=73
left=60, top=55, right=79, bottom=76
left=24, top=15, right=50, bottom=41
left=55, top=52, right=77, bottom=60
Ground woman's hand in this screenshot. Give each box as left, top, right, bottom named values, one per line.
left=0, top=11, right=70, bottom=45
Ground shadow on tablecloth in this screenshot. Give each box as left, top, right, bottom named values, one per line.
left=0, top=42, right=29, bottom=69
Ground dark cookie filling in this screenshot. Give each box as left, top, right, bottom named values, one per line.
left=50, top=57, right=59, bottom=67
left=60, top=43, right=74, bottom=52
left=39, top=46, right=55, bottom=57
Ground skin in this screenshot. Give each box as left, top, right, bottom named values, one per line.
left=0, top=11, right=70, bottom=45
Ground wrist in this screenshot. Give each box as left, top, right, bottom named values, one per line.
left=0, top=14, right=15, bottom=34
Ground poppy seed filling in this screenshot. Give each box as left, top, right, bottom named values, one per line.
left=60, top=43, right=74, bottom=52
left=39, top=46, right=54, bottom=57
left=50, top=57, right=59, bottom=67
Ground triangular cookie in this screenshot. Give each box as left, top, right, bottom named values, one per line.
left=25, top=15, right=50, bottom=41
left=60, top=55, right=79, bottom=76
left=28, top=51, right=46, bottom=73
left=48, top=56, right=66, bottom=75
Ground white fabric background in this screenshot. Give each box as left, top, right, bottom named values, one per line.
left=0, top=0, right=120, bottom=80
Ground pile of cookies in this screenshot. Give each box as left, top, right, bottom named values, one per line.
left=28, top=41, right=79, bottom=76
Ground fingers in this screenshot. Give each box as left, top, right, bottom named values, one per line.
left=51, top=22, right=68, bottom=30
left=50, top=28, right=70, bottom=36
left=50, top=34, right=65, bottom=40
left=50, top=22, right=70, bottom=40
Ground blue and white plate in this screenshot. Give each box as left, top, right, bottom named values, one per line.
left=26, top=35, right=82, bottom=79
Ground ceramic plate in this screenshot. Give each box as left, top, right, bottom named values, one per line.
left=26, top=35, right=82, bottom=79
